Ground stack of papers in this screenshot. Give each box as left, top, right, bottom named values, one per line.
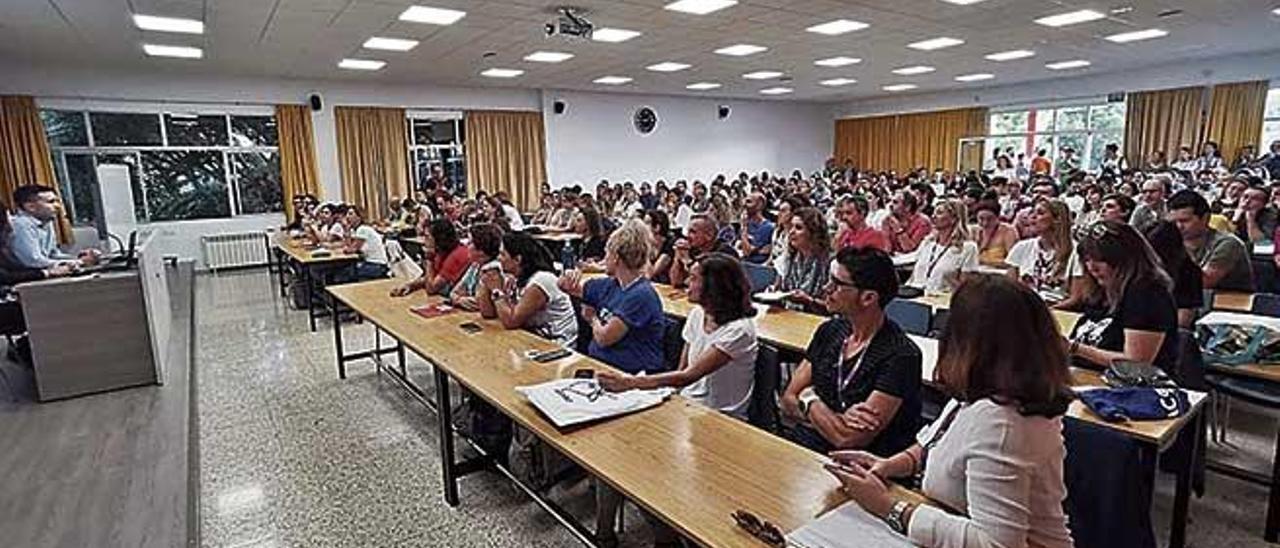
left=516, top=378, right=674, bottom=428
left=786, top=501, right=914, bottom=548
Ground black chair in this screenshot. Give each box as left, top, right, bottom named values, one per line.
left=747, top=344, right=781, bottom=432
left=928, top=309, right=951, bottom=338
left=1254, top=293, right=1280, bottom=317
left=886, top=299, right=931, bottom=336
left=741, top=262, right=778, bottom=294
left=662, top=317, right=685, bottom=372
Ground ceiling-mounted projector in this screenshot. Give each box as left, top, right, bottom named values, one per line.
left=545, top=7, right=593, bottom=40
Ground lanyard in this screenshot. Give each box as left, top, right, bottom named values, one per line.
left=923, top=242, right=950, bottom=281
left=836, top=337, right=868, bottom=409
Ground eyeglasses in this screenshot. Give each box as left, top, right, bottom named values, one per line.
left=1086, top=221, right=1120, bottom=240
left=731, top=510, right=786, bottom=548
left=553, top=380, right=611, bottom=404
left=827, top=276, right=858, bottom=290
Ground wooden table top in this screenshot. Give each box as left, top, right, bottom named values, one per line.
left=1206, top=362, right=1280, bottom=384
left=530, top=230, right=581, bottom=243
left=908, top=291, right=1082, bottom=337
left=1212, top=291, right=1255, bottom=313
left=274, top=238, right=361, bottom=264
left=327, top=279, right=927, bottom=545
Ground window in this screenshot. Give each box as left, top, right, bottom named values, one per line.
left=41, top=109, right=283, bottom=225
left=984, top=100, right=1127, bottom=174
left=407, top=114, right=467, bottom=196
left=1263, top=88, right=1280, bottom=150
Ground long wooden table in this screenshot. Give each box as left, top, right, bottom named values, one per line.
left=327, top=279, right=926, bottom=548
left=1212, top=291, right=1256, bottom=313
left=271, top=234, right=360, bottom=331
left=907, top=291, right=1083, bottom=337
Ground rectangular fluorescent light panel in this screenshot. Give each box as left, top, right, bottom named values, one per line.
left=743, top=71, right=783, bottom=80
left=665, top=0, right=738, bottom=15
left=143, top=44, right=203, bottom=59
left=1034, top=9, right=1105, bottom=27
left=481, top=68, right=523, bottom=78
left=1045, top=59, right=1091, bottom=70
left=594, top=76, right=634, bottom=85
left=524, top=51, right=574, bottom=63
left=399, top=5, right=467, bottom=25
left=883, top=84, right=918, bottom=91
left=363, top=37, right=419, bottom=51
left=715, top=44, right=767, bottom=56
left=908, top=37, right=964, bottom=50
left=955, top=73, right=994, bottom=82
left=815, top=56, right=861, bottom=67
left=1105, top=28, right=1168, bottom=43
left=759, top=87, right=793, bottom=95
left=338, top=58, right=385, bottom=70
left=820, top=78, right=858, bottom=86
left=647, top=62, right=691, bottom=72
left=593, top=28, right=641, bottom=42
left=806, top=19, right=869, bottom=35
left=985, top=49, right=1035, bottom=61
left=892, top=65, right=935, bottom=75
left=686, top=82, right=722, bottom=90
left=133, top=14, right=204, bottom=34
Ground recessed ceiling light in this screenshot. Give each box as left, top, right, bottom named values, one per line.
left=908, top=37, right=964, bottom=51
left=955, top=73, right=994, bottom=82
left=715, top=44, right=767, bottom=56
left=815, top=56, right=862, bottom=67
left=593, top=28, right=642, bottom=43
left=593, top=76, right=634, bottom=85
left=665, top=0, right=738, bottom=15
left=883, top=84, right=918, bottom=91
left=338, top=58, right=385, bottom=70
left=892, top=65, right=936, bottom=75
left=132, top=14, right=204, bottom=34
left=820, top=78, right=858, bottom=86
left=143, top=44, right=203, bottom=59
left=481, top=68, right=523, bottom=78
left=938, top=0, right=987, bottom=4
left=985, top=49, right=1035, bottom=61
left=759, top=87, right=793, bottom=95
left=743, top=71, right=784, bottom=80
left=399, top=5, right=467, bottom=25
left=524, top=51, right=574, bottom=63
left=1045, top=59, right=1091, bottom=70
left=1034, top=9, right=1106, bottom=27
left=686, top=82, right=722, bottom=90
left=806, top=19, right=870, bottom=35
left=647, top=62, right=691, bottom=72
left=1273, top=7, right=1280, bottom=15
left=363, top=37, right=419, bottom=51
left=1111, top=6, right=1135, bottom=15
left=1105, top=28, right=1169, bottom=43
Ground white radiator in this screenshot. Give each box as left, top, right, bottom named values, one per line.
left=201, top=232, right=268, bottom=271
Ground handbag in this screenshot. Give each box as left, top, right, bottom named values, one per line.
left=385, top=240, right=423, bottom=280
left=1196, top=311, right=1280, bottom=366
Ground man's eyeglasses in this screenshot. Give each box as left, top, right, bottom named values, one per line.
left=731, top=510, right=786, bottom=548
left=1086, top=221, right=1120, bottom=240
left=827, top=276, right=858, bottom=290
left=553, top=380, right=612, bottom=404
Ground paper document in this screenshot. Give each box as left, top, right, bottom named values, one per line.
left=892, top=252, right=919, bottom=267
left=516, top=378, right=674, bottom=428
left=786, top=501, right=915, bottom=548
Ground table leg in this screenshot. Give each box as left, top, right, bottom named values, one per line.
left=305, top=266, right=317, bottom=332
left=397, top=342, right=406, bottom=377
left=333, top=297, right=346, bottom=379
left=374, top=328, right=382, bottom=374
left=1266, top=425, right=1280, bottom=542
left=434, top=365, right=460, bottom=506
left=1168, top=412, right=1202, bottom=548
left=278, top=251, right=288, bottom=298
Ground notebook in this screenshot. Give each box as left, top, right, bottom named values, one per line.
left=410, top=303, right=457, bottom=320
left=785, top=501, right=914, bottom=548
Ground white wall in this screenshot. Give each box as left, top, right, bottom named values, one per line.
left=542, top=90, right=833, bottom=189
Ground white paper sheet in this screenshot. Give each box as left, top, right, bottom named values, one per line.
left=786, top=500, right=915, bottom=548
left=516, top=378, right=674, bottom=428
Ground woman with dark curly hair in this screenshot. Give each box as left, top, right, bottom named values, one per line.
left=777, top=206, right=831, bottom=312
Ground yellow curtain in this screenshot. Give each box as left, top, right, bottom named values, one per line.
left=0, top=95, right=71, bottom=242
left=1124, top=86, right=1205, bottom=167
left=1204, top=80, right=1268, bottom=165
left=275, top=104, right=322, bottom=222
left=334, top=106, right=409, bottom=221
left=464, top=110, right=546, bottom=211
left=834, top=107, right=986, bottom=173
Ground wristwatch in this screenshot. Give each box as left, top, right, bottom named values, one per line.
left=797, top=392, right=820, bottom=418
left=885, top=500, right=913, bottom=534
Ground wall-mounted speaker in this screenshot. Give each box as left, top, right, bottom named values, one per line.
left=553, top=100, right=567, bottom=115
left=717, top=105, right=731, bottom=120
left=308, top=93, right=323, bottom=112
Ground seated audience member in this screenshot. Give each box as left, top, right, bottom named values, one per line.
left=494, top=192, right=525, bottom=231
left=6, top=185, right=96, bottom=269
left=1099, top=193, right=1137, bottom=223
left=337, top=205, right=389, bottom=280
left=1168, top=190, right=1254, bottom=291
left=776, top=206, right=832, bottom=312
left=881, top=190, right=932, bottom=254
left=1145, top=220, right=1203, bottom=328
left=1006, top=199, right=1086, bottom=308
left=390, top=219, right=470, bottom=296
left=770, top=195, right=809, bottom=279
left=908, top=199, right=978, bottom=293
left=827, top=274, right=1073, bottom=548
left=1068, top=221, right=1178, bottom=375
left=573, top=206, right=608, bottom=268
left=1233, top=179, right=1277, bottom=245
left=669, top=214, right=738, bottom=288
left=644, top=209, right=675, bottom=284
left=1130, top=175, right=1170, bottom=234
left=835, top=195, right=890, bottom=252
left=531, top=193, right=558, bottom=225
left=310, top=203, right=346, bottom=243
left=477, top=232, right=578, bottom=346
left=736, top=191, right=775, bottom=264
left=780, top=247, right=922, bottom=456
left=970, top=200, right=1018, bottom=266
left=447, top=223, right=504, bottom=311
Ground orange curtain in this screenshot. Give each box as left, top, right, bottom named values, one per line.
left=1203, top=80, right=1269, bottom=166
left=0, top=95, right=71, bottom=242
left=464, top=110, right=546, bottom=211
left=834, top=108, right=986, bottom=173
left=334, top=106, right=410, bottom=221
left=275, top=104, right=322, bottom=223
left=1124, top=86, right=1205, bottom=167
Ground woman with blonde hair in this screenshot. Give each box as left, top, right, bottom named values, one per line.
left=1006, top=198, right=1087, bottom=309
left=908, top=199, right=978, bottom=293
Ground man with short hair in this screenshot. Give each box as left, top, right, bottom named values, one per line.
left=835, top=195, right=890, bottom=252
left=880, top=191, right=931, bottom=254
left=6, top=185, right=95, bottom=270
left=1130, top=175, right=1170, bottom=233
left=1230, top=177, right=1277, bottom=246
left=1168, top=190, right=1254, bottom=291
left=736, top=192, right=774, bottom=264
left=670, top=214, right=737, bottom=287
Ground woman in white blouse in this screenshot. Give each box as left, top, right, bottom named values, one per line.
left=824, top=274, right=1075, bottom=548
left=908, top=199, right=978, bottom=294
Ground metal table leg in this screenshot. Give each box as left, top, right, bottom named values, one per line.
left=1168, top=412, right=1202, bottom=548
left=333, top=296, right=346, bottom=379
left=306, top=265, right=317, bottom=332
left=1266, top=426, right=1280, bottom=542
left=434, top=365, right=460, bottom=506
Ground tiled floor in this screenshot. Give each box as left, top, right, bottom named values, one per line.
left=195, top=270, right=1278, bottom=548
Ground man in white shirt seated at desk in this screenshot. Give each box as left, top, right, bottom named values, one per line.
left=6, top=185, right=98, bottom=270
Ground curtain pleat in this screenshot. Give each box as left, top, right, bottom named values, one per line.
left=464, top=110, right=546, bottom=211
left=834, top=108, right=986, bottom=173
left=0, top=95, right=71, bottom=242
left=1203, top=80, right=1269, bottom=164
left=275, top=104, right=322, bottom=222
left=334, top=106, right=409, bottom=220
left=1124, top=86, right=1205, bottom=167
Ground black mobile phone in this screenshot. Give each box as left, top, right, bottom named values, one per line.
left=572, top=368, right=595, bottom=379
left=529, top=348, right=573, bottom=363
left=458, top=322, right=483, bottom=334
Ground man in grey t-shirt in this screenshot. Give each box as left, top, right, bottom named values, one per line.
left=1168, top=190, right=1254, bottom=291
left=1130, top=175, right=1169, bottom=233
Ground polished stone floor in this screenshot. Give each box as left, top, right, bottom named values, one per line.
left=195, top=270, right=1277, bottom=548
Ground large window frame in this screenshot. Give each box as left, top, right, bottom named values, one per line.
left=1262, top=88, right=1280, bottom=150
left=406, top=110, right=467, bottom=196
left=976, top=99, right=1127, bottom=174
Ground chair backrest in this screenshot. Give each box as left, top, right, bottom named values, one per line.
left=1172, top=328, right=1208, bottom=391
left=1251, top=293, right=1280, bottom=318
left=662, top=317, right=684, bottom=372
left=747, top=344, right=781, bottom=432
left=740, top=262, right=778, bottom=294
left=886, top=300, right=932, bottom=336
left=928, top=309, right=950, bottom=338
left=1196, top=289, right=1215, bottom=320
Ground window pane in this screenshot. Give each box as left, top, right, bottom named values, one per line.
left=411, top=119, right=440, bottom=145
left=164, top=114, right=229, bottom=146
left=1055, top=106, right=1088, bottom=131
left=90, top=112, right=162, bottom=146
left=1263, top=121, right=1280, bottom=149
left=41, top=110, right=89, bottom=147
left=231, top=151, right=282, bottom=214
left=1265, top=89, right=1280, bottom=119
left=1090, top=103, right=1126, bottom=132
left=1032, top=109, right=1054, bottom=133
left=141, top=150, right=229, bottom=221
left=97, top=153, right=145, bottom=222
left=413, top=148, right=439, bottom=189
left=1088, top=130, right=1125, bottom=172
left=988, top=111, right=1028, bottom=135
left=231, top=115, right=278, bottom=147
left=64, top=154, right=98, bottom=225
